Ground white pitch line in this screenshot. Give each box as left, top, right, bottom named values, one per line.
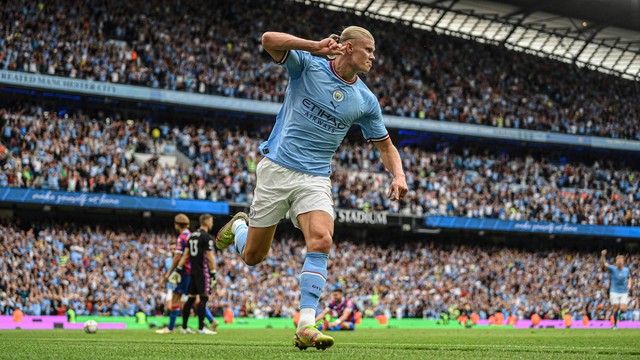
left=13, top=337, right=638, bottom=352
left=338, top=342, right=636, bottom=352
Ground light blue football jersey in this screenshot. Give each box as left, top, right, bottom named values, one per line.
left=260, top=50, right=389, bottom=177
left=608, top=265, right=630, bottom=293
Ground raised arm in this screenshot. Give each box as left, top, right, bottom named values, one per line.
left=261, top=32, right=344, bottom=63
left=374, top=138, right=408, bottom=200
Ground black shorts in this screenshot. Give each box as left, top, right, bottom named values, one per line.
left=188, top=273, right=210, bottom=296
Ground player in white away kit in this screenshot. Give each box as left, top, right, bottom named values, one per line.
left=601, top=250, right=633, bottom=329
left=216, top=26, right=408, bottom=350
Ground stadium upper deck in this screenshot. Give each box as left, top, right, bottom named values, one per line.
left=1, top=0, right=638, bottom=139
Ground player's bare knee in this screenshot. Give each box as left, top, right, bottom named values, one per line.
left=243, top=251, right=265, bottom=266
left=307, top=233, right=333, bottom=253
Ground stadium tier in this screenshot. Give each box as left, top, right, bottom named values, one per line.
left=1, top=222, right=638, bottom=321
left=2, top=108, right=639, bottom=226
left=0, top=0, right=639, bottom=140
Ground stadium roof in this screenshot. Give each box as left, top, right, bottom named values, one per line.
left=494, top=0, right=640, bottom=33
left=299, top=0, right=640, bottom=80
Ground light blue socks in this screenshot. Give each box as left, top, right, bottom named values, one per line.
left=300, top=252, right=329, bottom=310
left=234, top=223, right=248, bottom=256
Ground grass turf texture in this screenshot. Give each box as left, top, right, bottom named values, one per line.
left=1, top=329, right=639, bottom=359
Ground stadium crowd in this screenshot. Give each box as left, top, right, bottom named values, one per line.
left=0, top=222, right=638, bottom=322
left=2, top=108, right=639, bottom=226
left=1, top=0, right=639, bottom=139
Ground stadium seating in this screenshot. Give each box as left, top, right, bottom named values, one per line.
left=1, top=0, right=638, bottom=139
left=0, top=223, right=638, bottom=321
left=2, top=108, right=639, bottom=226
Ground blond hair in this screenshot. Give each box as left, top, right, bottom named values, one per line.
left=174, top=213, right=190, bottom=228
left=199, top=214, right=214, bottom=226
left=329, top=26, right=374, bottom=44
left=327, top=26, right=374, bottom=59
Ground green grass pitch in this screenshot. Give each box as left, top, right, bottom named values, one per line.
left=1, top=329, right=639, bottom=359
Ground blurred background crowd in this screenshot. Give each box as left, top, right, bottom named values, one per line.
left=1, top=0, right=639, bottom=139
left=1, top=222, right=638, bottom=321
left=2, top=107, right=639, bottom=226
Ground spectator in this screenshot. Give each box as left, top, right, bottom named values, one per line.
left=2, top=106, right=638, bottom=226
left=0, top=222, right=637, bottom=321
left=0, top=0, right=638, bottom=139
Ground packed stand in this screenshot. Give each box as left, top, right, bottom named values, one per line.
left=1, top=0, right=639, bottom=139
left=1, top=222, right=638, bottom=322
left=334, top=142, right=640, bottom=226
left=0, top=106, right=259, bottom=201
left=0, top=223, right=170, bottom=317
left=2, top=107, right=640, bottom=226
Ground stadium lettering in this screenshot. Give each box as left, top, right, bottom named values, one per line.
left=31, top=192, right=56, bottom=202
left=56, top=193, right=89, bottom=206
left=336, top=210, right=388, bottom=225
left=0, top=71, right=117, bottom=94
left=95, top=194, right=120, bottom=205
left=30, top=192, right=119, bottom=206
left=513, top=221, right=579, bottom=234
left=32, top=191, right=89, bottom=206
left=555, top=224, right=579, bottom=233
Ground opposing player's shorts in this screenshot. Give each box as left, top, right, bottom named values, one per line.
left=610, top=292, right=629, bottom=305
left=249, top=157, right=334, bottom=228
left=188, top=273, right=210, bottom=296
left=175, top=274, right=191, bottom=295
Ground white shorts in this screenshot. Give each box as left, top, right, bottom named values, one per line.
left=610, top=292, right=629, bottom=306
left=249, top=158, right=334, bottom=228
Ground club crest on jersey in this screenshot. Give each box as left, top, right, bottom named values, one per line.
left=332, top=90, right=345, bottom=102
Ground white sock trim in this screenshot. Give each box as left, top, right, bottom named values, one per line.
left=298, top=308, right=316, bottom=329
left=301, top=271, right=327, bottom=281
left=231, top=218, right=246, bottom=234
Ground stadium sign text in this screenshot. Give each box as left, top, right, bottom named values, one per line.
left=0, top=71, right=117, bottom=94
left=424, top=216, right=640, bottom=239
left=30, top=192, right=120, bottom=207
left=2, top=70, right=640, bottom=152
left=0, top=188, right=229, bottom=215
left=336, top=209, right=388, bottom=225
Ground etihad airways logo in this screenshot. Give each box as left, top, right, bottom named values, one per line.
left=302, top=98, right=347, bottom=133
